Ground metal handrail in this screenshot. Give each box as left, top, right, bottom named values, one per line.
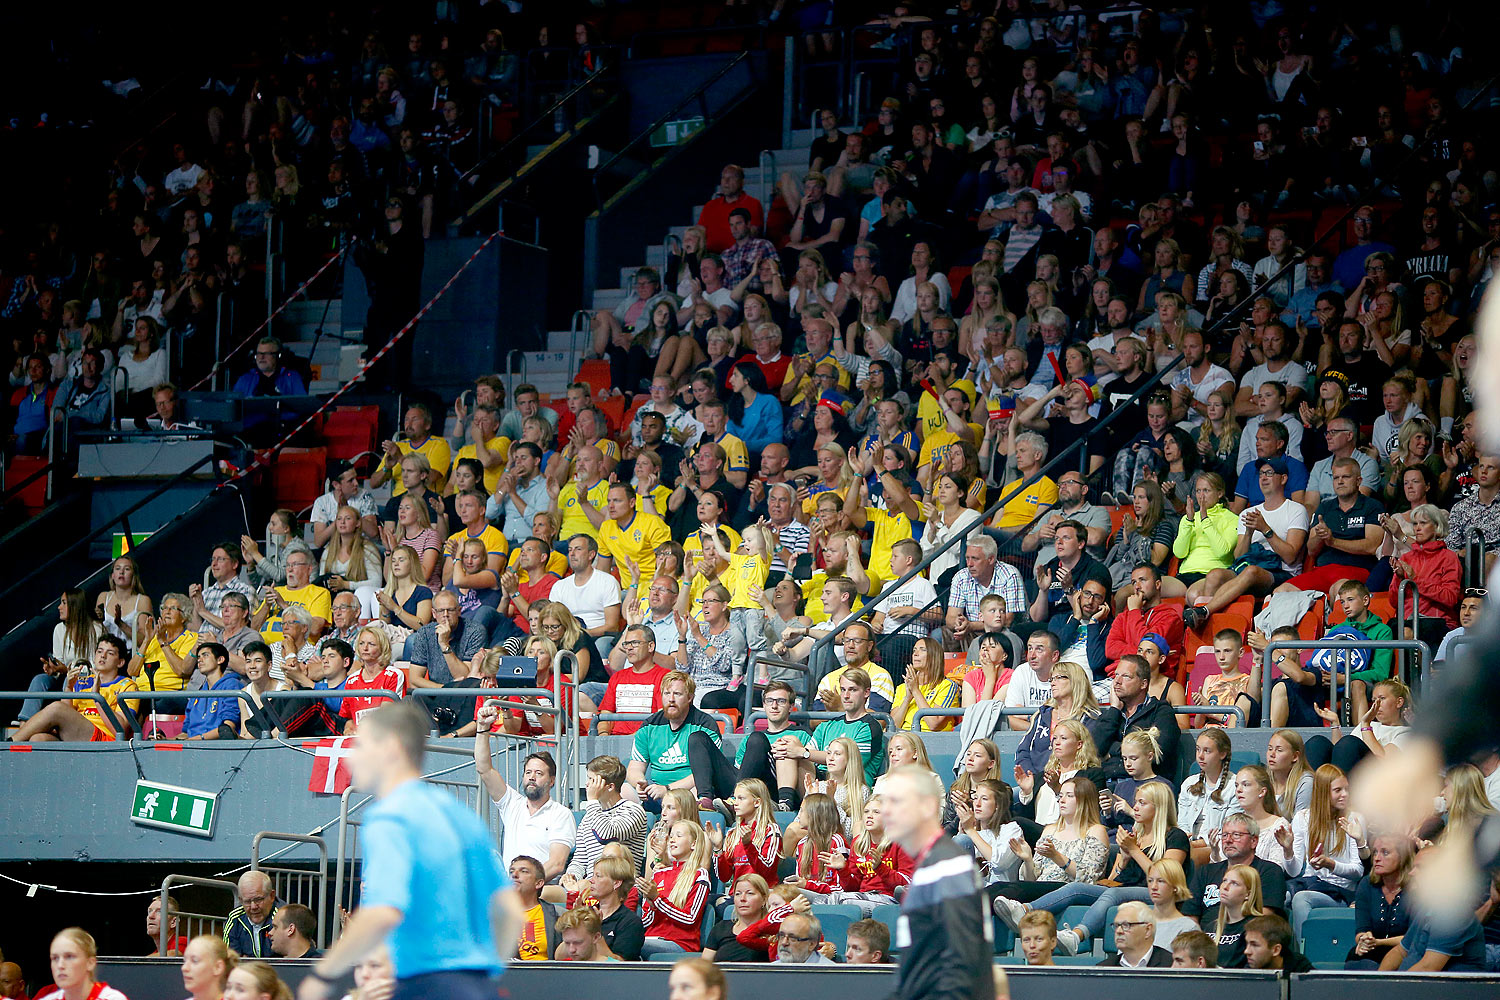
left=744, top=651, right=811, bottom=720
left=592, top=50, right=755, bottom=211
left=1395, top=577, right=1421, bottom=649
left=121, top=688, right=261, bottom=735
left=0, top=452, right=216, bottom=621
left=1438, top=634, right=1475, bottom=667
left=251, top=832, right=329, bottom=948
left=1262, top=639, right=1431, bottom=726
left=159, top=874, right=239, bottom=957
left=1, top=689, right=128, bottom=737
left=1175, top=705, right=1248, bottom=728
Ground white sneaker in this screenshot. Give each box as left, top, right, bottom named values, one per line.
left=1056, top=926, right=1081, bottom=956
left=993, top=895, right=1027, bottom=931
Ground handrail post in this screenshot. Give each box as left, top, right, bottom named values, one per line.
left=1264, top=639, right=1425, bottom=726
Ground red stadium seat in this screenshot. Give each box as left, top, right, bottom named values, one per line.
left=597, top=394, right=625, bottom=435
left=575, top=360, right=612, bottom=399
left=272, top=447, right=327, bottom=514
left=4, top=455, right=50, bottom=516
left=324, top=407, right=379, bottom=463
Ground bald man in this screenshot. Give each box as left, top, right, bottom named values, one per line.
left=882, top=766, right=994, bottom=1000
left=0, top=962, right=25, bottom=999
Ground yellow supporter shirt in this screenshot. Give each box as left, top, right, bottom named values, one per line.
left=684, top=524, right=742, bottom=558
left=75, top=674, right=139, bottom=737
left=915, top=379, right=977, bottom=435
left=917, top=427, right=960, bottom=470
left=260, top=584, right=332, bottom=643
left=452, top=437, right=511, bottom=494
left=799, top=570, right=879, bottom=621
left=637, top=483, right=673, bottom=515
left=132, top=629, right=201, bottom=691
left=446, top=524, right=509, bottom=564
left=801, top=483, right=848, bottom=516
left=724, top=552, right=769, bottom=609
left=709, top=432, right=750, bottom=477
left=864, top=503, right=913, bottom=580
left=994, top=476, right=1058, bottom=530
left=378, top=436, right=453, bottom=495
left=788, top=352, right=853, bottom=405
left=558, top=477, right=610, bottom=540
left=599, top=511, right=672, bottom=585
left=507, top=547, right=568, bottom=582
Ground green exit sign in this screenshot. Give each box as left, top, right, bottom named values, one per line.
left=131, top=779, right=218, bottom=838
left=649, top=116, right=705, bottom=148
left=112, top=532, right=152, bottom=558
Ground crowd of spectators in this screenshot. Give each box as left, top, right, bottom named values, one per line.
left=0, top=5, right=620, bottom=452
left=7, top=0, right=1500, bottom=990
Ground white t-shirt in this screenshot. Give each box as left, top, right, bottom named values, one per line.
left=1241, top=360, right=1312, bottom=399
left=1238, top=412, right=1305, bottom=468
left=1003, top=663, right=1052, bottom=710
left=1169, top=363, right=1235, bottom=427
left=496, top=784, right=578, bottom=869
left=549, top=570, right=622, bottom=630
left=875, top=575, right=939, bottom=637
left=1242, top=498, right=1310, bottom=572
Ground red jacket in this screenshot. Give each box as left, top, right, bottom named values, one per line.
left=714, top=821, right=782, bottom=887
left=641, top=861, right=709, bottom=952
left=846, top=841, right=914, bottom=895
left=794, top=832, right=851, bottom=894
left=1392, top=539, right=1462, bottom=627
left=1105, top=603, right=1186, bottom=675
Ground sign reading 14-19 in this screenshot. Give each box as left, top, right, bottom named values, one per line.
left=131, top=779, right=218, bottom=838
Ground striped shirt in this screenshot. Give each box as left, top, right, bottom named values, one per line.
left=565, top=797, right=651, bottom=878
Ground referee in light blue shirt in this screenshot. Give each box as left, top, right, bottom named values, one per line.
left=297, top=702, right=522, bottom=1000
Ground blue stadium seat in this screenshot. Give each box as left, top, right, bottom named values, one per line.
left=1300, top=908, right=1357, bottom=969
left=698, top=899, right=717, bottom=947
left=871, top=902, right=902, bottom=950
left=991, top=913, right=1016, bottom=955
left=812, top=904, right=863, bottom=953
left=1058, top=904, right=1095, bottom=953
left=1102, top=905, right=1120, bottom=953
left=699, top=809, right=726, bottom=831
left=774, top=810, right=797, bottom=830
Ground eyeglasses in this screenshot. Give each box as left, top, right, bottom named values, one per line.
left=1113, top=921, right=1149, bottom=931
left=764, top=697, right=791, bottom=706
left=619, top=640, right=645, bottom=649
left=1463, top=587, right=1488, bottom=598
left=777, top=933, right=814, bottom=943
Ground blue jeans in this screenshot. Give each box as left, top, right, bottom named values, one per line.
left=20, top=671, right=61, bottom=721
left=1029, top=883, right=1150, bottom=941
left=639, top=937, right=693, bottom=960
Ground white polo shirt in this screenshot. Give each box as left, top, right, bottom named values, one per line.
left=496, top=783, right=577, bottom=870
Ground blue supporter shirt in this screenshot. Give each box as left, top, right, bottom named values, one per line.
left=361, top=779, right=510, bottom=979
left=183, top=673, right=245, bottom=737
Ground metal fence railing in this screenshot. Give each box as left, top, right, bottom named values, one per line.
left=251, top=832, right=329, bottom=949
left=159, top=874, right=238, bottom=956
left=1262, top=639, right=1431, bottom=727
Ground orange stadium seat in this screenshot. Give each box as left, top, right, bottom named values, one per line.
left=575, top=360, right=612, bottom=399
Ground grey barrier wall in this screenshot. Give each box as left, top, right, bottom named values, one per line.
left=91, top=959, right=1303, bottom=1000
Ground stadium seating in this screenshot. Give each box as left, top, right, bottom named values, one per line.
left=1300, top=908, right=1358, bottom=970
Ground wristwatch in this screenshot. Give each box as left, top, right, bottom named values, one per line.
left=802, top=745, right=812, bottom=759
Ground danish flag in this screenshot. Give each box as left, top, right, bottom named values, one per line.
left=308, top=737, right=356, bottom=794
